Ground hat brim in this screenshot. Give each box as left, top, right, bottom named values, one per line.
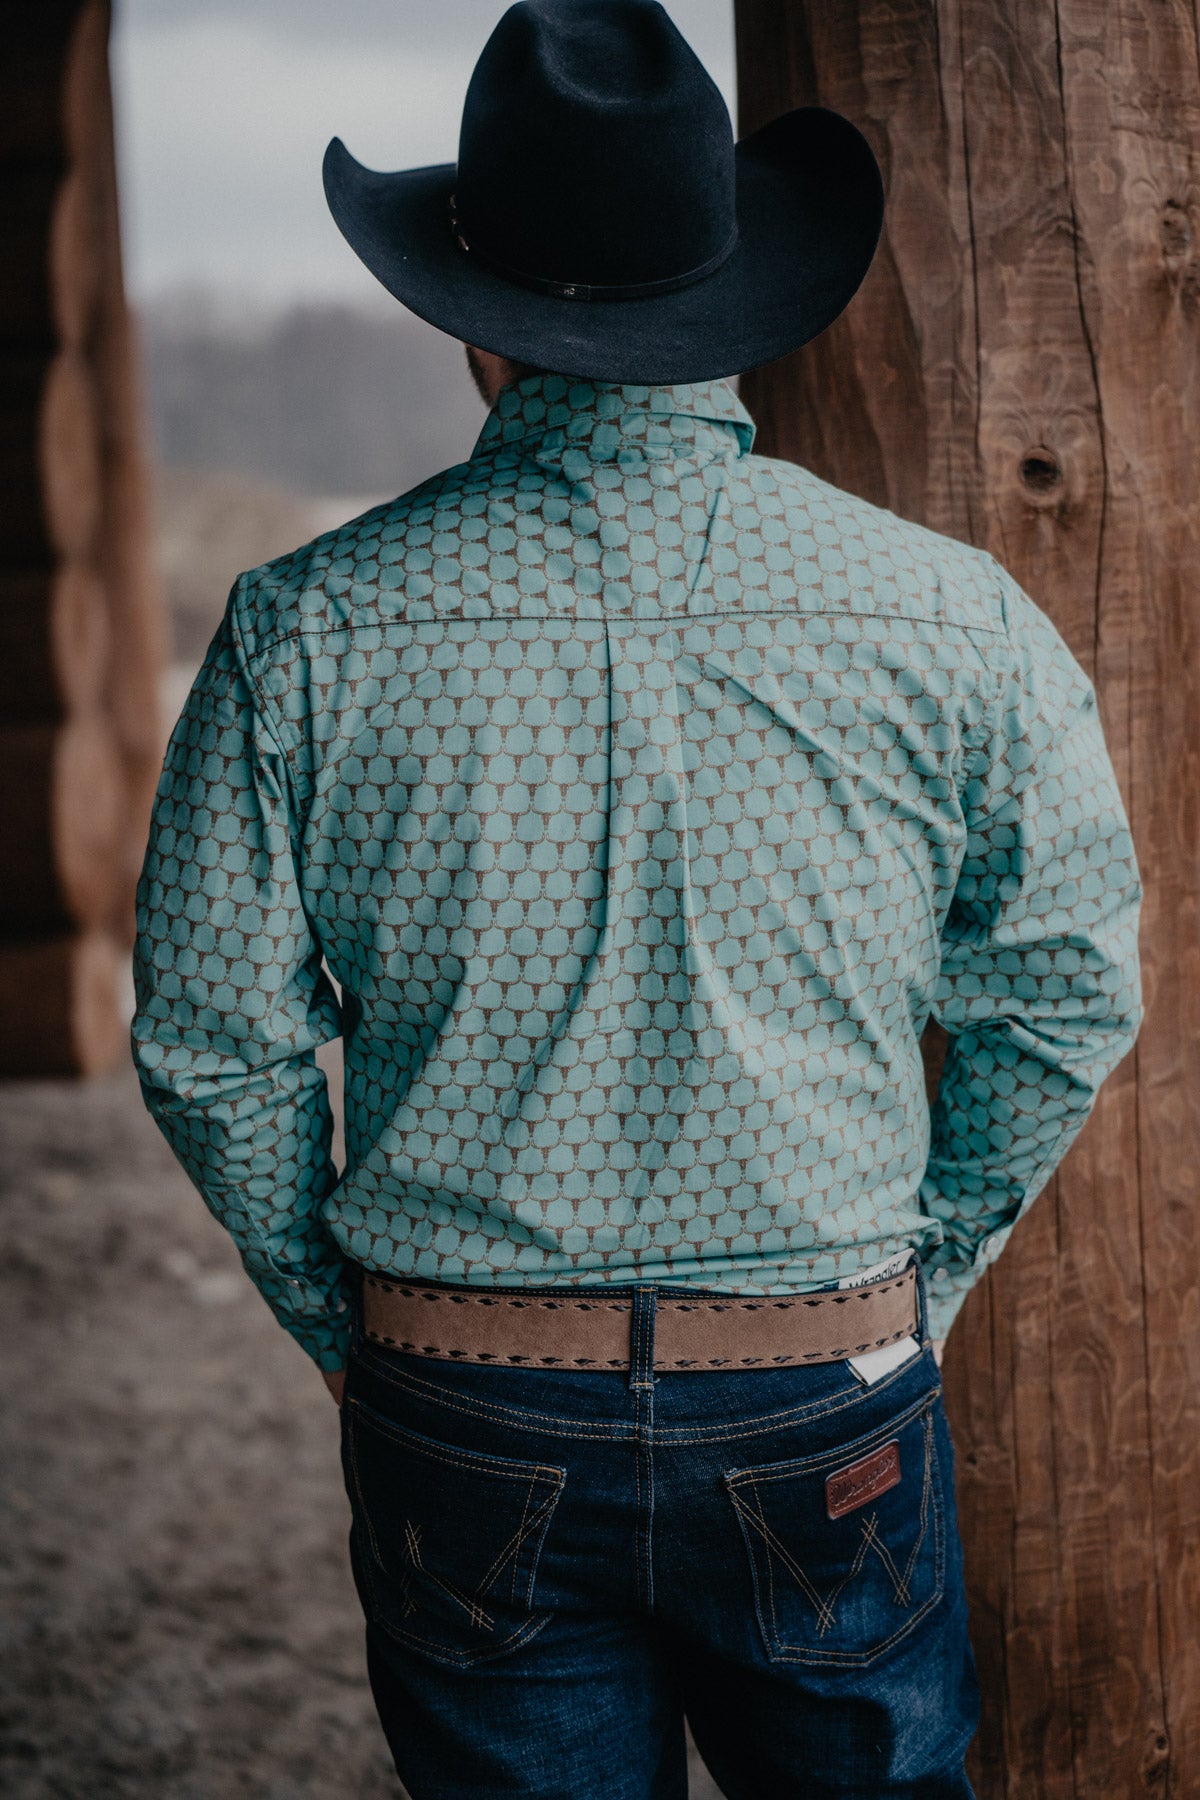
left=322, top=107, right=883, bottom=384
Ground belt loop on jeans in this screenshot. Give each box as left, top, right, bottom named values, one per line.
left=912, top=1256, right=930, bottom=1341
left=629, top=1287, right=657, bottom=1393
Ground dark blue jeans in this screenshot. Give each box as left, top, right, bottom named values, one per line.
left=338, top=1262, right=979, bottom=1798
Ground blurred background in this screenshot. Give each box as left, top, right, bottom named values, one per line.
left=122, top=0, right=734, bottom=711
left=1, top=3, right=734, bottom=1794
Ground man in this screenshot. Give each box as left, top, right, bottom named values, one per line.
left=130, top=4, right=1143, bottom=1796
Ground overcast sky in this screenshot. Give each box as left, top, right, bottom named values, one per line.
left=111, top=0, right=736, bottom=312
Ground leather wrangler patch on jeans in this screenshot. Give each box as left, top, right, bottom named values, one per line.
left=826, top=1439, right=902, bottom=1519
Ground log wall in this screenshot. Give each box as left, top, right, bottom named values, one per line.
left=0, top=2, right=164, bottom=1076
left=733, top=3, right=1198, bottom=1791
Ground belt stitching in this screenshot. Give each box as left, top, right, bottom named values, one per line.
left=360, top=1325, right=915, bottom=1366
left=362, top=1274, right=911, bottom=1309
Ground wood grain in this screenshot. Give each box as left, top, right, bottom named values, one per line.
left=734, top=2, right=1196, bottom=1791
left=0, top=0, right=163, bottom=1074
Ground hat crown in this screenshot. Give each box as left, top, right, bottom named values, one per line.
left=455, top=0, right=736, bottom=292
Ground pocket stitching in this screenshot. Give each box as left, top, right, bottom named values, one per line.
left=509, top=1472, right=537, bottom=1605
left=374, top=1600, right=554, bottom=1668
left=893, top=1410, right=935, bottom=1605
left=346, top=1404, right=388, bottom=1579
left=346, top=1394, right=568, bottom=1487
left=730, top=1479, right=844, bottom=1631
left=476, top=1484, right=563, bottom=1608
left=344, top=1399, right=566, bottom=1668
left=725, top=1396, right=945, bottom=1668
left=402, top=1517, right=497, bottom=1631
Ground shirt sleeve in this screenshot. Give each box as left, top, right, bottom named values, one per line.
left=919, top=560, right=1144, bottom=1341
left=130, top=578, right=352, bottom=1370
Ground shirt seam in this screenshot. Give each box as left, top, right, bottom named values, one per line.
left=989, top=556, right=1086, bottom=707
left=227, top=573, right=304, bottom=772
left=243, top=607, right=1010, bottom=670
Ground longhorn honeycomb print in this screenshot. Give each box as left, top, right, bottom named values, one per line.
left=131, top=374, right=1143, bottom=1368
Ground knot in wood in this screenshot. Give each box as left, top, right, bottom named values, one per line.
left=1018, top=446, right=1064, bottom=502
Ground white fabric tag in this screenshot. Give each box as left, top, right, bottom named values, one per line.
left=837, top=1250, right=922, bottom=1386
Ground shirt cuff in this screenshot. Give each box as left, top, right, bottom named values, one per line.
left=246, top=1256, right=355, bottom=1371
left=923, top=1227, right=1010, bottom=1341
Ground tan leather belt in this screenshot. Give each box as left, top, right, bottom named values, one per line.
left=357, top=1266, right=920, bottom=1371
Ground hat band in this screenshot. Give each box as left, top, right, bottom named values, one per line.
left=448, top=191, right=738, bottom=302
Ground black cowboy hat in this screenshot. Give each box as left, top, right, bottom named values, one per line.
left=322, top=0, right=884, bottom=385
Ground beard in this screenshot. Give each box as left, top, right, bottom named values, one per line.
left=466, top=343, right=545, bottom=405
left=465, top=344, right=492, bottom=405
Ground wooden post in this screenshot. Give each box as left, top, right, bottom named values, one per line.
left=0, top=3, right=165, bottom=1076
left=734, top=3, right=1195, bottom=1791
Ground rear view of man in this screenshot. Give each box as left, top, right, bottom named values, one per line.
left=130, top=4, right=1144, bottom=1795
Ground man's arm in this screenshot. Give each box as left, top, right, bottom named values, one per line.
left=920, top=561, right=1144, bottom=1344
left=130, top=579, right=351, bottom=1372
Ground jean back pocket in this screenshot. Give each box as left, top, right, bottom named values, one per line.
left=723, top=1387, right=944, bottom=1667
left=343, top=1395, right=567, bottom=1669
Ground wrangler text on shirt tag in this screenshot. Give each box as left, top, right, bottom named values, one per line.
left=826, top=1440, right=902, bottom=1520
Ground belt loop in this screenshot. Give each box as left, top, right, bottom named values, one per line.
left=629, top=1287, right=657, bottom=1391
left=913, top=1254, right=930, bottom=1343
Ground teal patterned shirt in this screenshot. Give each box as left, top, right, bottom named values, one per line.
left=131, top=373, right=1143, bottom=1369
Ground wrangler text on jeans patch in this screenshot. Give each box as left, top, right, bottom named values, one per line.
left=826, top=1441, right=902, bottom=1519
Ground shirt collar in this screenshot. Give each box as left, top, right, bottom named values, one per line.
left=468, top=371, right=757, bottom=473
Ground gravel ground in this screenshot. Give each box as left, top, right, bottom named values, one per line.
left=0, top=1046, right=724, bottom=1798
